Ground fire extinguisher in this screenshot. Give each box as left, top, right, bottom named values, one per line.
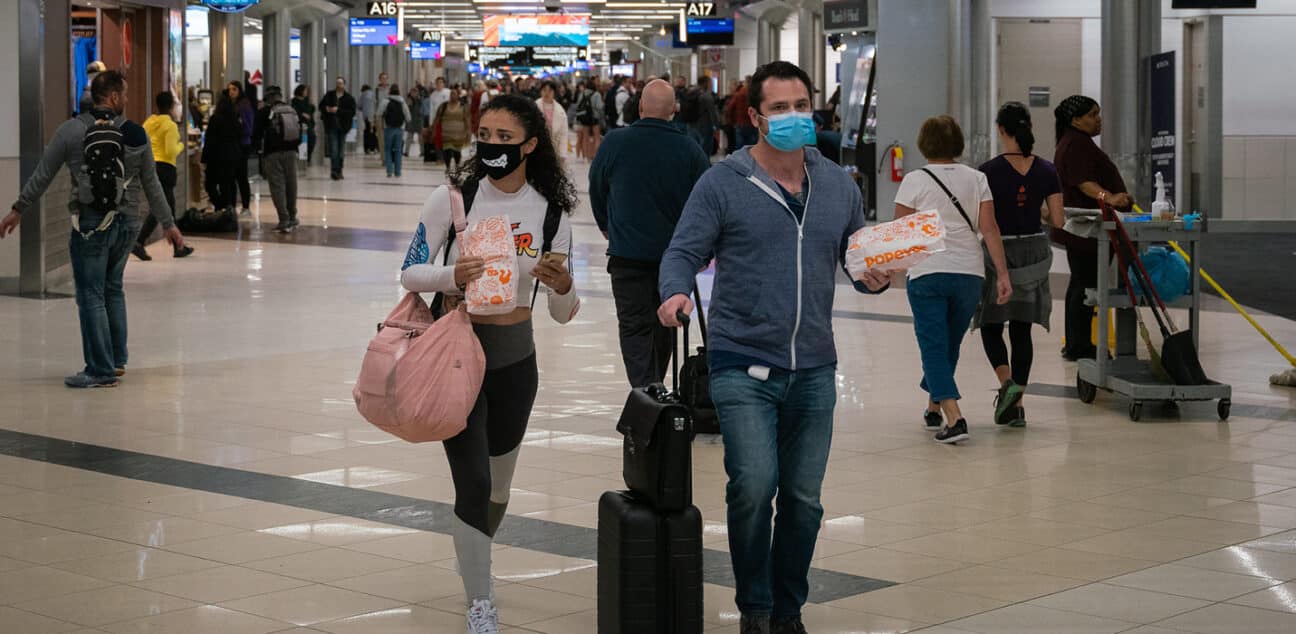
left=881, top=142, right=904, bottom=182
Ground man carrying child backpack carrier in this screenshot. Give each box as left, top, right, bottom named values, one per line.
left=1, top=70, right=189, bottom=388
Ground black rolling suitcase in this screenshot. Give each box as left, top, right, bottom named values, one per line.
left=597, top=492, right=703, bottom=634
left=617, top=312, right=694, bottom=512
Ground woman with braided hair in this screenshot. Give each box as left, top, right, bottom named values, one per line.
left=1052, top=95, right=1132, bottom=361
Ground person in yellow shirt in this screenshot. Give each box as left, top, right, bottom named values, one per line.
left=134, top=91, right=194, bottom=260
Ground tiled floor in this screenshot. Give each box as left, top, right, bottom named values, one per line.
left=2, top=149, right=1296, bottom=633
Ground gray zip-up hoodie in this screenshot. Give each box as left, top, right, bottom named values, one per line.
left=659, top=146, right=883, bottom=371
left=12, top=112, right=176, bottom=230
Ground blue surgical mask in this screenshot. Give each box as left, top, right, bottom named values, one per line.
left=760, top=111, right=817, bottom=152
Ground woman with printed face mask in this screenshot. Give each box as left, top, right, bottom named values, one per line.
left=398, top=93, right=580, bottom=634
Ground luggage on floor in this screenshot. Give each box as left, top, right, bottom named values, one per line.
left=680, top=287, right=717, bottom=436
left=616, top=312, right=694, bottom=512
left=364, top=127, right=379, bottom=153
left=597, top=490, right=703, bottom=634
left=176, top=206, right=237, bottom=233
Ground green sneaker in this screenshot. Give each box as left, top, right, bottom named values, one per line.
left=994, top=381, right=1025, bottom=426
left=1009, top=406, right=1027, bottom=428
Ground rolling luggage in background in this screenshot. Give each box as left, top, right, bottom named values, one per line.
left=616, top=312, right=694, bottom=512
left=364, top=126, right=379, bottom=154
left=597, top=491, right=703, bottom=634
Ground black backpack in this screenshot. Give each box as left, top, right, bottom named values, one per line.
left=679, top=89, right=703, bottom=124
left=80, top=114, right=128, bottom=213
left=383, top=99, right=406, bottom=128
left=576, top=94, right=597, bottom=126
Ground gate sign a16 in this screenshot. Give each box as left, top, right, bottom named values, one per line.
left=202, top=0, right=260, bottom=14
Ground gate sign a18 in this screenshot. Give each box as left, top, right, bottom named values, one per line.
left=202, top=0, right=260, bottom=14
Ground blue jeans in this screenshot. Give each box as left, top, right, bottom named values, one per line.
left=69, top=216, right=132, bottom=378
left=326, top=127, right=347, bottom=175
left=710, top=363, right=837, bottom=619
left=384, top=127, right=404, bottom=176
left=907, top=273, right=983, bottom=402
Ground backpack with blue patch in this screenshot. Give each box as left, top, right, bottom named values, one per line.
left=79, top=113, right=131, bottom=214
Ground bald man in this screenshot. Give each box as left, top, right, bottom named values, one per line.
left=590, top=79, right=712, bottom=388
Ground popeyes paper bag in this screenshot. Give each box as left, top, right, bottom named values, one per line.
left=461, top=214, right=518, bottom=315
left=845, top=210, right=948, bottom=277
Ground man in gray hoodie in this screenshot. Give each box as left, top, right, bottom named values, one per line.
left=0, top=70, right=186, bottom=388
left=658, top=61, right=890, bottom=634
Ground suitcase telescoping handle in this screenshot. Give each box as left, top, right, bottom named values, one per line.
left=673, top=311, right=690, bottom=394
left=692, top=286, right=707, bottom=346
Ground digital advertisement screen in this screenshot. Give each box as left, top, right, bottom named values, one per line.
left=350, top=18, right=399, bottom=46
left=410, top=40, right=442, bottom=60
left=483, top=14, right=590, bottom=47
left=686, top=17, right=734, bottom=46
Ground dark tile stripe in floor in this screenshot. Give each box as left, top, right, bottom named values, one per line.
left=0, top=427, right=893, bottom=603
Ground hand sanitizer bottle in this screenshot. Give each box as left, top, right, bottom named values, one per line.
left=1151, top=172, right=1172, bottom=221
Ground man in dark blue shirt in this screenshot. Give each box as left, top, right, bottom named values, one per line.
left=590, top=79, right=710, bottom=387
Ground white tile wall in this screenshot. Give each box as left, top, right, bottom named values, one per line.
left=1222, top=135, right=1296, bottom=221
left=1244, top=137, right=1286, bottom=179
left=1223, top=137, right=1246, bottom=179
left=1223, top=177, right=1247, bottom=219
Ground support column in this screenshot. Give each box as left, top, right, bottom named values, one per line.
left=1101, top=0, right=1160, bottom=203
left=797, top=7, right=824, bottom=107
left=302, top=20, right=324, bottom=96
left=262, top=8, right=292, bottom=90
left=968, top=0, right=993, bottom=165
left=209, top=10, right=244, bottom=90
left=874, top=0, right=951, bottom=221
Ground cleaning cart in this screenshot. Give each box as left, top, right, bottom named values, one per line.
left=1074, top=211, right=1232, bottom=421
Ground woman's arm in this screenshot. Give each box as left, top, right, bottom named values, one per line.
left=542, top=216, right=580, bottom=324
left=978, top=199, right=1013, bottom=304
left=1044, top=192, right=1065, bottom=228
left=895, top=203, right=919, bottom=219
left=1078, top=181, right=1131, bottom=208
left=399, top=187, right=460, bottom=294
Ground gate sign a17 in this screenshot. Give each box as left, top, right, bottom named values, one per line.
left=686, top=2, right=716, bottom=17
left=202, top=0, right=261, bottom=14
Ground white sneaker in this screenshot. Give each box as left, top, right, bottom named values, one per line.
left=465, top=599, right=499, bottom=634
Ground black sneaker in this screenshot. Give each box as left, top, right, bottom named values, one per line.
left=131, top=244, right=152, bottom=261
left=173, top=245, right=194, bottom=258
left=935, top=419, right=970, bottom=444
left=287, top=217, right=300, bottom=229
left=923, top=410, right=943, bottom=431
left=994, top=381, right=1024, bottom=426
left=740, top=614, right=770, bottom=634
left=1009, top=406, right=1027, bottom=428
left=273, top=223, right=293, bottom=234
left=771, top=617, right=808, bottom=634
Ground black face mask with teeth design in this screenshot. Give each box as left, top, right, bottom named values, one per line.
left=476, top=141, right=526, bottom=180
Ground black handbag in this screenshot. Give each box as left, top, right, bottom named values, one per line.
left=177, top=206, right=237, bottom=233
left=616, top=311, right=694, bottom=512
left=679, top=288, right=718, bottom=436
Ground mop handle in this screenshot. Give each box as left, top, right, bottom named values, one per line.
left=1167, top=240, right=1296, bottom=367
left=1106, top=202, right=1180, bottom=332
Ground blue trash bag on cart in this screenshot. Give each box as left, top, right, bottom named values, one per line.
left=1129, top=246, right=1190, bottom=303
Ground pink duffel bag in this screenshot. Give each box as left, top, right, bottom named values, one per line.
left=353, top=188, right=486, bottom=442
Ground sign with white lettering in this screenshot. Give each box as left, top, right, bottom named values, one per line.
left=824, top=0, right=871, bottom=33
left=202, top=0, right=260, bottom=14
left=686, top=2, right=715, bottom=17
left=368, top=1, right=398, bottom=17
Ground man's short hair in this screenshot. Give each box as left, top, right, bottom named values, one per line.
left=748, top=61, right=813, bottom=114
left=917, top=115, right=965, bottom=160
left=90, top=70, right=127, bottom=105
